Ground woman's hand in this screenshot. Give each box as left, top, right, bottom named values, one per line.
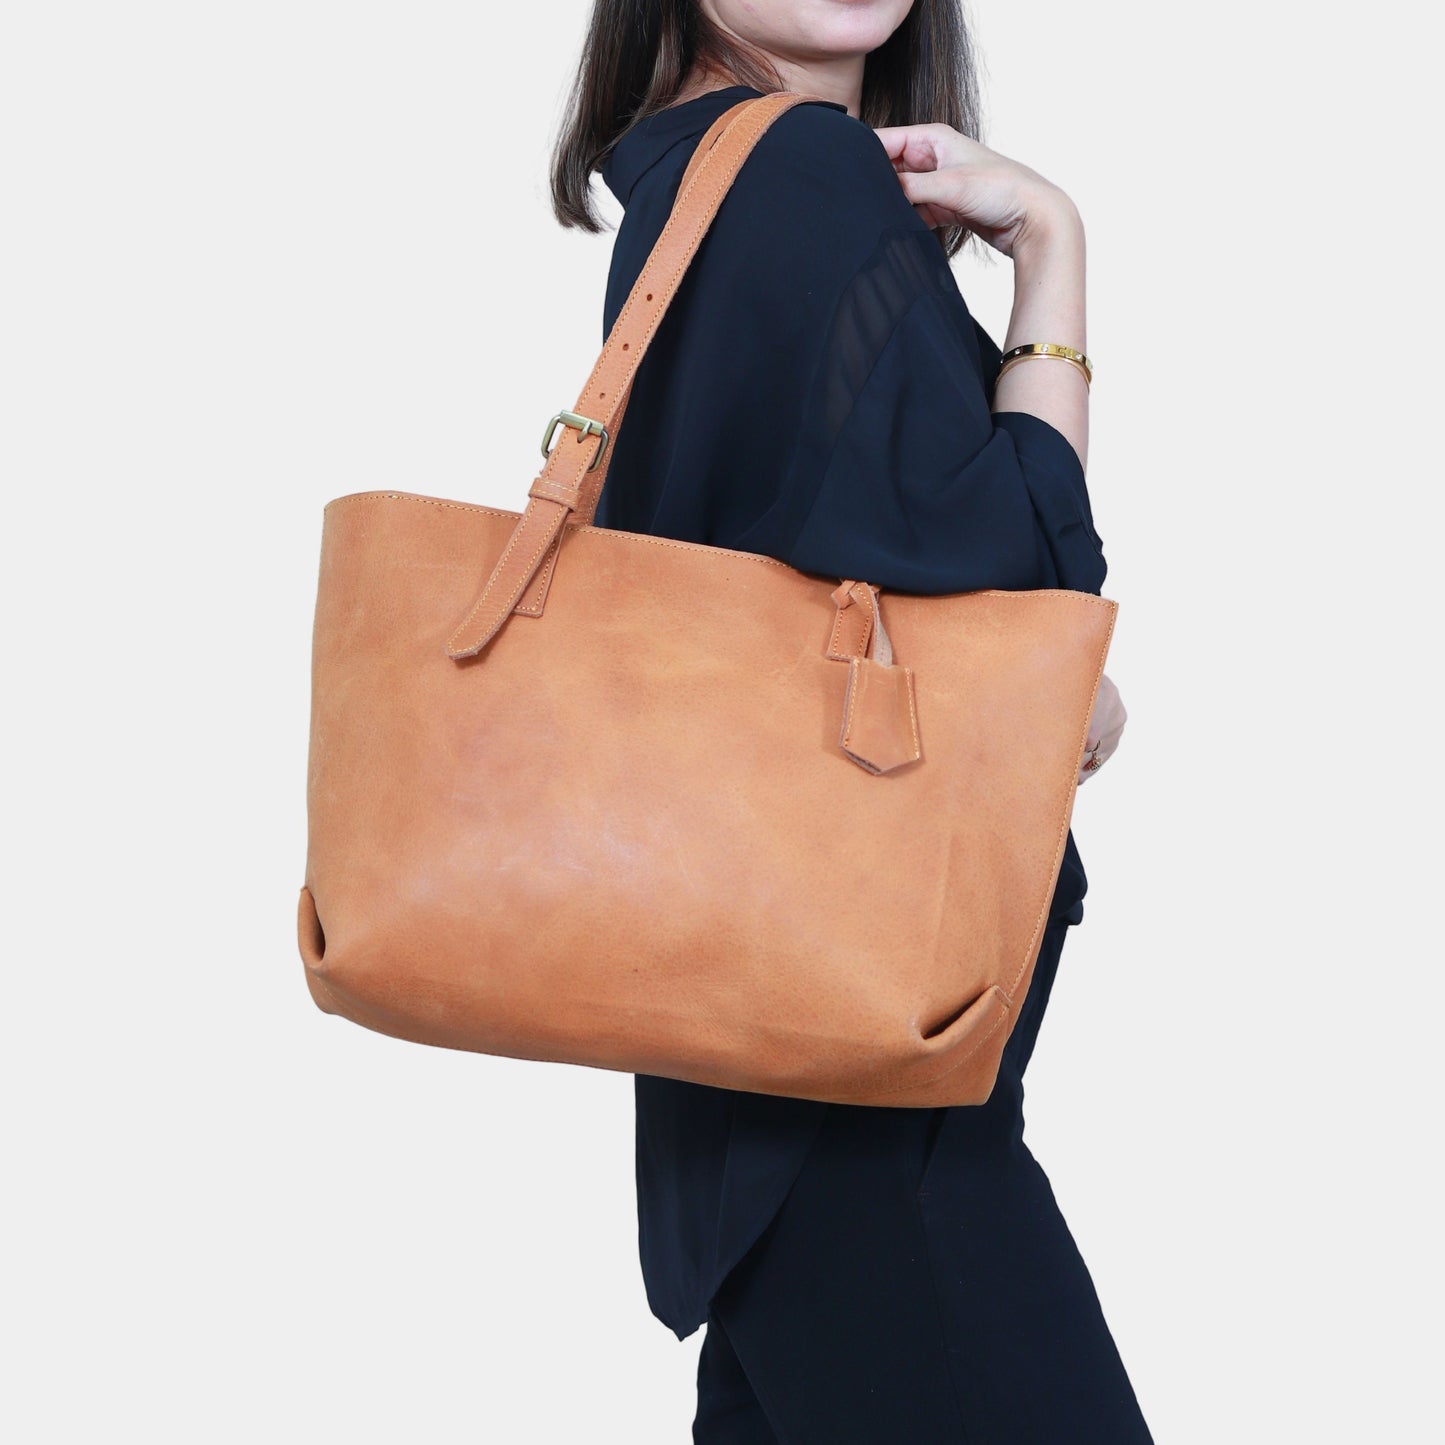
left=870, top=123, right=1078, bottom=259
left=1078, top=674, right=1126, bottom=785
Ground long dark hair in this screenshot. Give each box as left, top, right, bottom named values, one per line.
left=550, top=0, right=984, bottom=258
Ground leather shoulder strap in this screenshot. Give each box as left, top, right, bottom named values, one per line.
left=562, top=95, right=757, bottom=523
left=446, top=90, right=817, bottom=660
left=676, top=97, right=756, bottom=197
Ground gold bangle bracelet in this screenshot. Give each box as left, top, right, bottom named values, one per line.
left=997, top=342, right=1093, bottom=388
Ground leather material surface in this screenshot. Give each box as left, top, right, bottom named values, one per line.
left=298, top=93, right=1117, bottom=1107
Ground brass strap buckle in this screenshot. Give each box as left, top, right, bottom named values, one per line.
left=540, top=410, right=610, bottom=471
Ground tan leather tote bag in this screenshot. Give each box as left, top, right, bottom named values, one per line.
left=297, top=92, right=1116, bottom=1108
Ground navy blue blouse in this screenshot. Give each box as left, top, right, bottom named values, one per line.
left=595, top=84, right=1109, bottom=1340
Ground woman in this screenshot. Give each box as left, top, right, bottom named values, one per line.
left=552, top=2, right=1144, bottom=1439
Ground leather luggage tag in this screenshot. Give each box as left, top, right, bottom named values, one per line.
left=839, top=654, right=921, bottom=775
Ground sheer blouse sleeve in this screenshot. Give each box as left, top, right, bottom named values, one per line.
left=718, top=103, right=1107, bottom=597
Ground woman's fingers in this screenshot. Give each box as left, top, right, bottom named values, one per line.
left=871, top=125, right=911, bottom=162
left=1094, top=676, right=1126, bottom=749
left=1078, top=677, right=1126, bottom=784
left=895, top=166, right=963, bottom=212
left=872, top=123, right=965, bottom=172
left=894, top=167, right=984, bottom=234
left=872, top=124, right=1071, bottom=260
left=876, top=145, right=1027, bottom=251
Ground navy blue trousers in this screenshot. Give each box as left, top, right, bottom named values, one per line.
left=691, top=917, right=1153, bottom=1443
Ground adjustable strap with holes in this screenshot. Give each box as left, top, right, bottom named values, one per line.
left=485, top=97, right=756, bottom=626
left=562, top=96, right=753, bottom=529
left=445, top=90, right=813, bottom=660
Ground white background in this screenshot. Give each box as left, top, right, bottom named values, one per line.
left=3, top=2, right=1440, bottom=1440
